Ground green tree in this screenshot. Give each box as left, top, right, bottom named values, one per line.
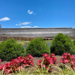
left=0, top=39, right=26, bottom=61
left=26, top=37, right=50, bottom=57
left=50, top=33, right=73, bottom=55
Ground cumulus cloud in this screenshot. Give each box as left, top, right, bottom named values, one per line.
left=20, top=26, right=31, bottom=28
left=33, top=26, right=38, bottom=28
left=28, top=10, right=35, bottom=14
left=22, top=22, right=31, bottom=25
left=0, top=17, right=10, bottom=21
left=20, top=25, right=38, bottom=28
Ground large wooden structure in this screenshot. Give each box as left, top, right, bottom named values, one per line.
left=0, top=25, right=75, bottom=41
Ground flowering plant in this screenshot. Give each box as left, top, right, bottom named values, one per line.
left=0, top=54, right=34, bottom=75
left=60, top=53, right=75, bottom=70
left=38, top=53, right=57, bottom=72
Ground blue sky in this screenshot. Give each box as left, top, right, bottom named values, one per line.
left=0, top=0, right=75, bottom=28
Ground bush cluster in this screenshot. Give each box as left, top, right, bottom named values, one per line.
left=50, top=33, right=74, bottom=55
left=26, top=37, right=50, bottom=57
left=0, top=39, right=26, bottom=61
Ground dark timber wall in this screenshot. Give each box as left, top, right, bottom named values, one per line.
left=0, top=26, right=75, bottom=41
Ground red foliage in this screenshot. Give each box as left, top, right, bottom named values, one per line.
left=38, top=53, right=57, bottom=72
left=0, top=54, right=34, bottom=75
left=60, top=53, right=75, bottom=70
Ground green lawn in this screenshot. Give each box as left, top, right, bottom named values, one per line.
left=44, top=40, right=53, bottom=43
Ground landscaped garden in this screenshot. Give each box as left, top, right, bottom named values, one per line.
left=0, top=33, right=75, bottom=75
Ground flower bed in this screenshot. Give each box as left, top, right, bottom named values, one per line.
left=0, top=54, right=34, bottom=75
left=0, top=53, right=75, bottom=75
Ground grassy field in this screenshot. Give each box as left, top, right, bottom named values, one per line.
left=15, top=40, right=52, bottom=45
left=16, top=40, right=26, bottom=45
left=44, top=40, right=53, bottom=43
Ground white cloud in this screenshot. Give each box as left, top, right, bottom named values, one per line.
left=16, top=22, right=31, bottom=26
left=33, top=26, right=38, bottom=28
left=22, top=22, right=31, bottom=25
left=28, top=10, right=34, bottom=14
left=20, top=25, right=38, bottom=28
left=16, top=24, right=18, bottom=26
left=0, top=17, right=10, bottom=21
left=21, top=26, right=31, bottom=28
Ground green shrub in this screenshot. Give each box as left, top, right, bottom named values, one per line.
left=50, top=33, right=73, bottom=55
left=26, top=37, right=50, bottom=57
left=0, top=39, right=26, bottom=61
left=65, top=34, right=74, bottom=47
left=73, top=39, right=75, bottom=46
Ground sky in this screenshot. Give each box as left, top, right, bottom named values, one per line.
left=0, top=0, right=75, bottom=28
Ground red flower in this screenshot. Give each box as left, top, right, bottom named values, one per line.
left=0, top=59, right=1, bottom=62
left=64, top=59, right=69, bottom=64
left=43, top=53, right=49, bottom=57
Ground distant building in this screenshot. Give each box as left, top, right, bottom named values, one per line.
left=0, top=25, right=75, bottom=41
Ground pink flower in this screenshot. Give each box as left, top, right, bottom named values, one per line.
left=26, top=57, right=29, bottom=60
left=48, top=59, right=53, bottom=65
left=49, top=69, right=51, bottom=72
left=43, top=65, right=45, bottom=68
left=0, top=65, right=3, bottom=70
left=0, top=59, right=1, bottom=62
left=23, top=60, right=26, bottom=64
left=67, top=53, right=70, bottom=56
left=30, top=63, right=34, bottom=66
left=73, top=67, right=75, bottom=70
left=18, top=56, right=21, bottom=60
left=63, top=53, right=67, bottom=56
left=43, top=53, right=49, bottom=57
left=62, top=55, right=67, bottom=59
left=53, top=57, right=57, bottom=62
left=60, top=60, right=63, bottom=63
left=71, top=61, right=74, bottom=65
left=28, top=54, right=33, bottom=59
left=64, top=59, right=69, bottom=64
left=70, top=55, right=74, bottom=59
left=50, top=53, right=55, bottom=56
left=38, top=60, right=42, bottom=65
left=46, top=56, right=50, bottom=61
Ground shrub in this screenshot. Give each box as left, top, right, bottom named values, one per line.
left=70, top=46, right=75, bottom=54
left=0, top=39, right=26, bottom=61
left=50, top=33, right=73, bottom=55
left=65, top=34, right=74, bottom=47
left=26, top=37, right=50, bottom=57
left=70, top=39, right=75, bottom=54
left=73, top=39, right=75, bottom=46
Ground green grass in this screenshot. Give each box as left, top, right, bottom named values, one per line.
left=16, top=40, right=26, bottom=45
left=44, top=40, right=53, bottom=43
left=16, top=41, right=30, bottom=45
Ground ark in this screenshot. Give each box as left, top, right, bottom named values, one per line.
left=0, top=25, right=75, bottom=41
